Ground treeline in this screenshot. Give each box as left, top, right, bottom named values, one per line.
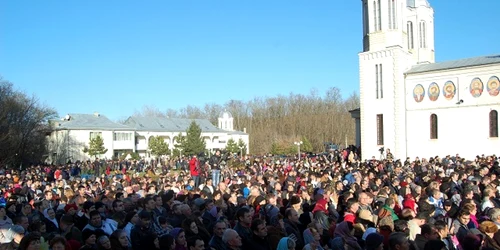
left=134, top=87, right=359, bottom=154
left=0, top=77, right=57, bottom=166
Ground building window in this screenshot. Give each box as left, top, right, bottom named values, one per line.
left=377, top=114, right=384, bottom=145
left=377, top=0, right=382, bottom=30
left=375, top=64, right=383, bottom=99
left=407, top=21, right=414, bottom=49
left=430, top=114, right=438, bottom=139
left=113, top=132, right=132, bottom=141
left=363, top=2, right=369, bottom=35
left=373, top=0, right=381, bottom=31
left=490, top=110, right=498, bottom=138
left=419, top=21, right=426, bottom=48
left=90, top=132, right=102, bottom=140
left=388, top=0, right=397, bottom=29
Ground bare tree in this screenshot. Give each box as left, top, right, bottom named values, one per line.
left=0, top=77, right=57, bottom=166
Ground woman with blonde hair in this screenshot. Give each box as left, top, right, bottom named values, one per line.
left=478, top=220, right=500, bottom=249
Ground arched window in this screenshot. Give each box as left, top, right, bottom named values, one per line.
left=407, top=21, right=414, bottom=49
left=430, top=114, right=438, bottom=139
left=419, top=21, right=426, bottom=48
left=490, top=110, right=498, bottom=138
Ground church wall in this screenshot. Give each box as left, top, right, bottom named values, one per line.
left=360, top=49, right=407, bottom=159
left=405, top=64, right=500, bottom=159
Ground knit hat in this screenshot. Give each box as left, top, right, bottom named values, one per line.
left=169, top=228, right=184, bottom=239
left=365, top=233, right=384, bottom=250
left=82, top=229, right=96, bottom=242
left=64, top=203, right=78, bottom=213
left=362, top=227, right=377, bottom=241
left=194, top=198, right=205, bottom=207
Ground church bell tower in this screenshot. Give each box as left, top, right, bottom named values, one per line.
left=358, top=0, right=435, bottom=160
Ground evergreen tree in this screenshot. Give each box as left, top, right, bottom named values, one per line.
left=148, top=136, right=170, bottom=157
left=83, top=136, right=108, bottom=159
left=237, top=138, right=247, bottom=156
left=301, top=136, right=314, bottom=152
left=173, top=133, right=186, bottom=157
left=225, top=139, right=239, bottom=154
left=183, top=121, right=206, bottom=155
left=270, top=142, right=285, bottom=155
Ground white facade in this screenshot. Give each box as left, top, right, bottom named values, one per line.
left=47, top=112, right=249, bottom=164
left=356, top=0, right=500, bottom=160
left=47, top=127, right=136, bottom=164
left=405, top=64, right=500, bottom=160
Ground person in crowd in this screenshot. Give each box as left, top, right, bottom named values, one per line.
left=116, top=229, right=132, bottom=247
left=276, top=237, right=296, bottom=250
left=169, top=228, right=187, bottom=250
left=49, top=236, right=69, bottom=250
left=16, top=232, right=41, bottom=250
left=222, top=229, right=242, bottom=250
left=0, top=225, right=24, bottom=250
left=0, top=148, right=499, bottom=250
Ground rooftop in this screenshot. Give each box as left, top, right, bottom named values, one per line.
left=406, top=55, right=500, bottom=75
left=124, top=116, right=227, bottom=133
left=51, top=113, right=132, bottom=131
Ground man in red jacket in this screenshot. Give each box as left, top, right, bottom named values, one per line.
left=190, top=155, right=200, bottom=188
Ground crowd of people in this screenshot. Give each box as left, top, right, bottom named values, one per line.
left=0, top=148, right=500, bottom=250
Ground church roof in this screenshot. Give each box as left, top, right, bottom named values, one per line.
left=406, top=55, right=500, bottom=74
left=51, top=113, right=132, bottom=131
left=124, top=116, right=224, bottom=132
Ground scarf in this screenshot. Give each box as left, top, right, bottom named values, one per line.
left=382, top=205, right=399, bottom=221
left=334, top=221, right=361, bottom=250
left=277, top=237, right=291, bottom=250
left=43, top=208, right=58, bottom=228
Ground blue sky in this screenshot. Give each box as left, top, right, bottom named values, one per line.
left=1, top=0, right=499, bottom=120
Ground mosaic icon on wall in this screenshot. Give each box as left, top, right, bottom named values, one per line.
left=487, top=76, right=500, bottom=97
left=428, top=82, right=440, bottom=101
left=470, top=78, right=484, bottom=98
left=413, top=84, right=425, bottom=103
left=442, top=81, right=456, bottom=100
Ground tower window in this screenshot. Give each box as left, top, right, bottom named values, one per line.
left=375, top=64, right=383, bottom=99
left=377, top=114, right=384, bottom=145
left=490, top=110, right=498, bottom=138
left=373, top=0, right=381, bottom=31
left=430, top=114, right=438, bottom=139
left=419, top=21, right=427, bottom=48
left=377, top=0, right=382, bottom=30
left=388, top=0, right=397, bottom=29
left=407, top=21, right=414, bottom=49
left=363, top=2, right=369, bottom=35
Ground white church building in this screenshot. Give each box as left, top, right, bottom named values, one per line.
left=46, top=111, right=249, bottom=164
left=351, top=0, right=500, bottom=160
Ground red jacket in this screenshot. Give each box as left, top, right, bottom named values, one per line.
left=189, top=157, right=199, bottom=176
